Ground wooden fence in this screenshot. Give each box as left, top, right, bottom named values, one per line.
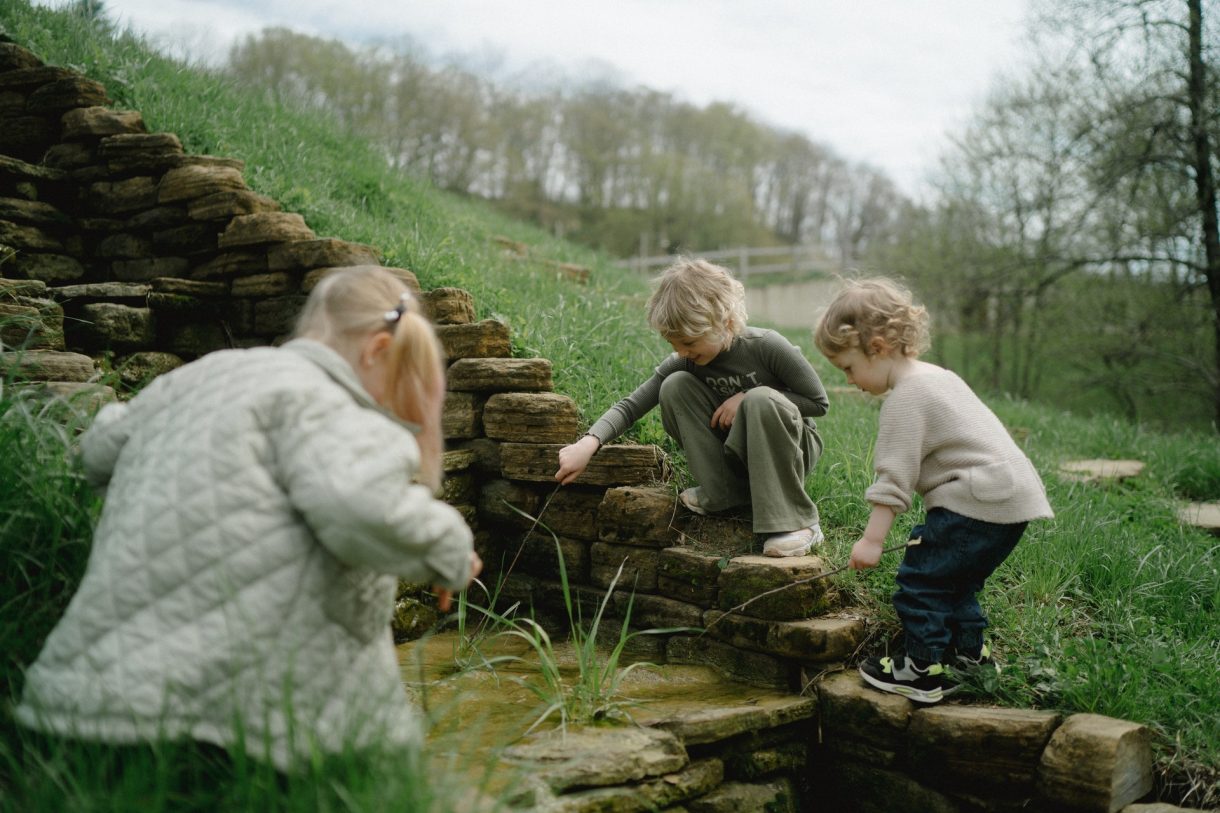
left=617, top=244, right=839, bottom=279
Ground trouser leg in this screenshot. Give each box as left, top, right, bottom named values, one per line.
left=724, top=386, right=821, bottom=533
left=894, top=509, right=1026, bottom=663
left=659, top=372, right=748, bottom=512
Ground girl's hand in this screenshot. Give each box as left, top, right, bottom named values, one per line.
left=434, top=551, right=483, bottom=612
left=710, top=392, right=746, bottom=430
left=555, top=435, right=600, bottom=484
left=849, top=536, right=884, bottom=570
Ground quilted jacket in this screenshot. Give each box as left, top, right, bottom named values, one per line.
left=15, top=339, right=474, bottom=769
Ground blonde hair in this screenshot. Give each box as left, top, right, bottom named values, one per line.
left=814, top=277, right=930, bottom=359
left=646, top=257, right=748, bottom=343
left=294, top=267, right=445, bottom=492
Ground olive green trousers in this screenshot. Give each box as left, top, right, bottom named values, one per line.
left=658, top=371, right=822, bottom=533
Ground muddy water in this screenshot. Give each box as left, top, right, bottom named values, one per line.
left=397, top=631, right=795, bottom=801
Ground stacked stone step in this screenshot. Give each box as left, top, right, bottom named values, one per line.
left=0, top=39, right=409, bottom=397
left=816, top=672, right=1159, bottom=813
left=502, top=695, right=817, bottom=812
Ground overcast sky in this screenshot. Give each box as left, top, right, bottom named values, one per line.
left=60, top=0, right=1034, bottom=198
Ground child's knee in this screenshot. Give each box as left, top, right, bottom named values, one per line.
left=741, top=386, right=779, bottom=408
left=658, top=370, right=700, bottom=402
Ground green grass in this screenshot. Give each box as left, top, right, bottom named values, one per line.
left=2, top=0, right=1219, bottom=807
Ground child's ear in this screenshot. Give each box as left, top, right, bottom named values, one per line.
left=867, top=336, right=891, bottom=356
left=360, top=330, right=393, bottom=368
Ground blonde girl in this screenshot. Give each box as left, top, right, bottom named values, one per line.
left=16, top=266, right=479, bottom=770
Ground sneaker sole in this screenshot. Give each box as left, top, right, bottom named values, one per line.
left=859, top=666, right=944, bottom=704
left=763, top=543, right=812, bottom=557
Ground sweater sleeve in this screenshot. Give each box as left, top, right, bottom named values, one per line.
left=864, top=384, right=928, bottom=513
left=759, top=331, right=829, bottom=417
left=270, top=391, right=474, bottom=589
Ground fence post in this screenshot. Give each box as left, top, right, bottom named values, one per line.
left=738, top=246, right=749, bottom=280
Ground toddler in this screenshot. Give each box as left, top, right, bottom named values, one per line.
left=814, top=277, right=1053, bottom=703
left=556, top=257, right=829, bottom=556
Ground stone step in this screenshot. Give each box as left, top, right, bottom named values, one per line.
left=447, top=357, right=552, bottom=392
left=0, top=349, right=95, bottom=381
left=1058, top=458, right=1145, bottom=483
left=1176, top=501, right=1220, bottom=536
left=483, top=391, right=580, bottom=443
left=435, top=319, right=511, bottom=360
left=500, top=441, right=665, bottom=486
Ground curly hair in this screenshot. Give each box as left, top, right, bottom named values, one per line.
left=814, top=277, right=930, bottom=358
left=646, top=257, right=748, bottom=342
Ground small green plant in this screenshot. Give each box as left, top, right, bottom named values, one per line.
left=451, top=573, right=522, bottom=674
left=467, top=524, right=692, bottom=736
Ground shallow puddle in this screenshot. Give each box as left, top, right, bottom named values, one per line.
left=397, top=629, right=798, bottom=802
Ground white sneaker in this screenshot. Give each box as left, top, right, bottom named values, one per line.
left=762, top=523, right=824, bottom=557
left=679, top=487, right=709, bottom=516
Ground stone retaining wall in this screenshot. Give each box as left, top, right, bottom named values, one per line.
left=0, top=40, right=1201, bottom=813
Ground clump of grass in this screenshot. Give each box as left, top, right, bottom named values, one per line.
left=469, top=519, right=691, bottom=735
left=1167, top=445, right=1220, bottom=502
left=0, top=379, right=99, bottom=701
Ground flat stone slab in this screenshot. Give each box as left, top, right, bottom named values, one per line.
left=906, top=705, right=1061, bottom=795
left=522, top=757, right=722, bottom=813
left=701, top=611, right=865, bottom=662
left=1058, top=459, right=1145, bottom=482
left=717, top=555, right=835, bottom=621
left=501, top=442, right=666, bottom=486
left=642, top=694, right=817, bottom=746
left=502, top=724, right=687, bottom=792
left=1037, top=713, right=1153, bottom=813
left=483, top=391, right=580, bottom=443
left=446, top=357, right=552, bottom=392
left=435, top=319, right=512, bottom=360
left=598, top=486, right=685, bottom=548
left=0, top=349, right=95, bottom=382
left=421, top=286, right=475, bottom=324
left=1176, top=501, right=1220, bottom=535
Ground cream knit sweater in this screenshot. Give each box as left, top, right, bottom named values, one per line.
left=865, top=369, right=1053, bottom=524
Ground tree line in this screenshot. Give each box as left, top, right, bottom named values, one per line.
left=224, top=28, right=908, bottom=263
left=876, top=0, right=1220, bottom=429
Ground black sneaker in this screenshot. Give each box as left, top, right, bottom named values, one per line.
left=859, top=654, right=949, bottom=704
left=949, top=642, right=1001, bottom=673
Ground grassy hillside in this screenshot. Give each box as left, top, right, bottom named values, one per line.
left=2, top=2, right=1218, bottom=808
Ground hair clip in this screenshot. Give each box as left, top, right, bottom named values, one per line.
left=383, top=292, right=413, bottom=325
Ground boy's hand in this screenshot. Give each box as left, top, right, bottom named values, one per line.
left=710, top=392, right=746, bottom=429
left=555, top=435, right=600, bottom=484
left=849, top=536, right=885, bottom=570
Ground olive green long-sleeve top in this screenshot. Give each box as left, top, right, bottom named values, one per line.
left=587, top=327, right=829, bottom=444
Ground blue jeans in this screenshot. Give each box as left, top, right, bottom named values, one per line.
left=893, top=507, right=1027, bottom=664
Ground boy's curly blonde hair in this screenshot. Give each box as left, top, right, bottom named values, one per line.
left=814, top=277, right=930, bottom=358
left=646, top=257, right=748, bottom=342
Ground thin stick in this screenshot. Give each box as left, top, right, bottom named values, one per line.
left=702, top=540, right=912, bottom=632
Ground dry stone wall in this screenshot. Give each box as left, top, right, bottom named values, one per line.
left=0, top=40, right=1201, bottom=813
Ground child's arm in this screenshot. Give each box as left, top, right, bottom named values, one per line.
left=760, top=331, right=829, bottom=416
left=556, top=434, right=600, bottom=484
left=554, top=360, right=678, bottom=484
left=850, top=503, right=897, bottom=569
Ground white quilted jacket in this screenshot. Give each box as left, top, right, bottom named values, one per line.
left=15, top=339, right=474, bottom=769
